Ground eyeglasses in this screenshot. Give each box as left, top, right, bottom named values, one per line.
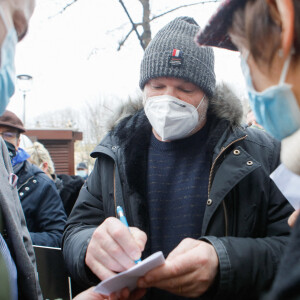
left=0, top=132, right=18, bottom=139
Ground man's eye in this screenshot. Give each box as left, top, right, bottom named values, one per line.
left=181, top=88, right=193, bottom=93
left=2, top=132, right=16, bottom=138
left=152, top=85, right=163, bottom=89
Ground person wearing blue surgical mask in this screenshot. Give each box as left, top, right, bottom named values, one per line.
left=196, top=0, right=300, bottom=299
left=0, top=1, right=106, bottom=300
left=76, top=162, right=89, bottom=180
left=0, top=1, right=41, bottom=299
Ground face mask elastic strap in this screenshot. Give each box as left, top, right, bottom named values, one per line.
left=195, top=95, right=206, bottom=111
left=0, top=6, right=9, bottom=32
left=279, top=52, right=292, bottom=84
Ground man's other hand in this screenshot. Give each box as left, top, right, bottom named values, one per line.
left=137, top=238, right=219, bottom=298
left=288, top=209, right=300, bottom=227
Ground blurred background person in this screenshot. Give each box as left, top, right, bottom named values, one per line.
left=76, top=161, right=89, bottom=180
left=0, top=0, right=115, bottom=299
left=0, top=110, right=67, bottom=247
left=26, top=141, right=85, bottom=216
left=26, top=140, right=63, bottom=188
left=196, top=0, right=300, bottom=299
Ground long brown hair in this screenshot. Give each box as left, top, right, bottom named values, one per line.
left=230, top=0, right=300, bottom=66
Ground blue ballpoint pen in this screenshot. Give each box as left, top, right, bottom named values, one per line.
left=116, top=206, right=142, bottom=264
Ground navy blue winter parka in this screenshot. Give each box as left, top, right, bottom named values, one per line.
left=15, top=160, right=67, bottom=247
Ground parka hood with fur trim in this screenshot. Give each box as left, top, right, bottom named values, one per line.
left=102, top=82, right=244, bottom=135
left=92, top=83, right=246, bottom=198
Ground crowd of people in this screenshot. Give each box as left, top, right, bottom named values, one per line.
left=0, top=0, right=300, bottom=300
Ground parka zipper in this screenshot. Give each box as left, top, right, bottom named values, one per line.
left=112, top=135, right=247, bottom=234
left=207, top=135, right=247, bottom=236
left=17, top=176, right=35, bottom=192
left=113, top=165, right=117, bottom=217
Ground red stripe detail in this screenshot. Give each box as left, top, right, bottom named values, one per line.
left=172, top=49, right=177, bottom=57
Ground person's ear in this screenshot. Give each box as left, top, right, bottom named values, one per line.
left=42, top=162, right=48, bottom=173
left=266, top=0, right=295, bottom=57
left=16, top=136, right=21, bottom=150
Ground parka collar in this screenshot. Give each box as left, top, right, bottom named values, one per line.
left=91, top=83, right=246, bottom=197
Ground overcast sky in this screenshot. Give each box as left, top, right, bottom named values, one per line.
left=8, top=0, right=246, bottom=127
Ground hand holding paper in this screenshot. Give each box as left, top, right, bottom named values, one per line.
left=137, top=239, right=219, bottom=298
left=94, top=251, right=165, bottom=296
left=288, top=210, right=300, bottom=227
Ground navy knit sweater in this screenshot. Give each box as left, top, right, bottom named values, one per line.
left=147, top=122, right=210, bottom=258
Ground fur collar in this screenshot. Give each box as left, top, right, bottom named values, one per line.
left=104, top=82, right=243, bottom=134
left=100, top=83, right=244, bottom=197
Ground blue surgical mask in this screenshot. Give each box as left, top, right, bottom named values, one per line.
left=0, top=6, right=18, bottom=115
left=240, top=52, right=300, bottom=141
left=76, top=170, right=87, bottom=179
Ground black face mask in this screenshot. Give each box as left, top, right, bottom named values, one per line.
left=4, top=140, right=16, bottom=161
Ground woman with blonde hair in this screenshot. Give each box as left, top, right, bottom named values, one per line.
left=26, top=141, right=56, bottom=180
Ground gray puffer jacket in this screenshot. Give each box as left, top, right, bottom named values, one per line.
left=63, top=84, right=293, bottom=300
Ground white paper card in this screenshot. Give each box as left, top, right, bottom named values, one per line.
left=94, top=251, right=165, bottom=296
left=270, top=163, right=300, bottom=209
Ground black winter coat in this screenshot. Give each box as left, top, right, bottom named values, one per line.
left=56, top=174, right=85, bottom=216
left=15, top=160, right=67, bottom=247
left=63, top=86, right=293, bottom=299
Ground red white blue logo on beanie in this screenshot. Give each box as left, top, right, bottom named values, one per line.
left=169, top=49, right=183, bottom=67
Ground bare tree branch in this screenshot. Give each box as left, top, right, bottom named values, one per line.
left=117, top=28, right=134, bottom=51
left=151, top=0, right=222, bottom=21
left=139, top=0, right=151, bottom=48
left=117, top=0, right=221, bottom=50
left=119, top=0, right=146, bottom=50
left=49, top=0, right=79, bottom=19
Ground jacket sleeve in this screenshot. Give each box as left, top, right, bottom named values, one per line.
left=62, top=157, right=108, bottom=288
left=202, top=133, right=294, bottom=299
left=263, top=217, right=300, bottom=300
left=30, top=178, right=67, bottom=248
left=203, top=190, right=292, bottom=298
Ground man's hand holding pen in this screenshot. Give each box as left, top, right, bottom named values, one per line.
left=85, top=216, right=147, bottom=300
left=85, top=217, right=147, bottom=281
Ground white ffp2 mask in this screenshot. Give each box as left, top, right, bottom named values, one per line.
left=144, top=95, right=206, bottom=141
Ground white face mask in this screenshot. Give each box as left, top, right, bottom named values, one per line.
left=144, top=94, right=206, bottom=141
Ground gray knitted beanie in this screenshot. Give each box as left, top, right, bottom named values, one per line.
left=139, top=16, right=216, bottom=98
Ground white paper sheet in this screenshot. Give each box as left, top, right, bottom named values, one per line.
left=270, top=163, right=300, bottom=209
left=94, top=251, right=165, bottom=296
